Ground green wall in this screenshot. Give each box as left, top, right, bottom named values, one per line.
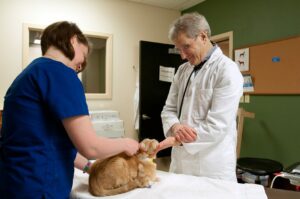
left=184, top=0, right=300, bottom=167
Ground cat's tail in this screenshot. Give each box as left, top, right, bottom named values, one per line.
left=89, top=178, right=139, bottom=196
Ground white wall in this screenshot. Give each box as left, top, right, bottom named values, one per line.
left=0, top=0, right=180, bottom=139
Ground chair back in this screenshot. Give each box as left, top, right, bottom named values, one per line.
left=236, top=108, right=255, bottom=158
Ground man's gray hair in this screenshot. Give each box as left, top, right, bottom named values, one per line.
left=168, top=12, right=211, bottom=41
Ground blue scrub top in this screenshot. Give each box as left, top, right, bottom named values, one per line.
left=0, top=57, right=89, bottom=199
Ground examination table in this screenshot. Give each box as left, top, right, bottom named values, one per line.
left=71, top=168, right=268, bottom=199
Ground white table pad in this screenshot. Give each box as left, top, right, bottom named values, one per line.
left=71, top=168, right=267, bottom=199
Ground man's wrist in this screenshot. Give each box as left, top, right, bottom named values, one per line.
left=171, top=123, right=180, bottom=134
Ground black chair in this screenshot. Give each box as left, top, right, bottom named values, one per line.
left=237, top=157, right=283, bottom=184
left=236, top=108, right=283, bottom=185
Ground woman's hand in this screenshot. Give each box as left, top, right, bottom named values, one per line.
left=122, top=138, right=140, bottom=156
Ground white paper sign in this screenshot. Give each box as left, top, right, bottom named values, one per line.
left=243, top=74, right=254, bottom=92
left=159, top=66, right=175, bottom=83
left=235, top=48, right=249, bottom=72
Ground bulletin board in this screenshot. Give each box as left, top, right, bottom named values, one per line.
left=238, top=35, right=300, bottom=94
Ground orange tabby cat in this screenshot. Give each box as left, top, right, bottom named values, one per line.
left=88, top=139, right=159, bottom=196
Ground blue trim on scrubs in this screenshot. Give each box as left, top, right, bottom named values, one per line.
left=0, top=57, right=89, bottom=198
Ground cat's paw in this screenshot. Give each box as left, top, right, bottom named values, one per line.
left=140, top=139, right=159, bottom=156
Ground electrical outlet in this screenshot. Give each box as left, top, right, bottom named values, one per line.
left=244, top=95, right=250, bottom=103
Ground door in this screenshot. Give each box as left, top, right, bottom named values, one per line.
left=139, top=40, right=184, bottom=157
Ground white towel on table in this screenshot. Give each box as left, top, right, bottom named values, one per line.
left=71, top=169, right=267, bottom=199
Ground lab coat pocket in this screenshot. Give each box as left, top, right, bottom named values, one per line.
left=194, top=89, right=213, bottom=119
left=171, top=146, right=200, bottom=176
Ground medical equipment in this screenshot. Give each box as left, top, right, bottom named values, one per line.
left=89, top=110, right=124, bottom=138
left=178, top=63, right=203, bottom=118
left=270, top=162, right=300, bottom=188
left=282, top=162, right=300, bottom=185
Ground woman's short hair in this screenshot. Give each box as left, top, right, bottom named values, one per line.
left=41, top=21, right=90, bottom=61
left=168, top=12, right=211, bottom=41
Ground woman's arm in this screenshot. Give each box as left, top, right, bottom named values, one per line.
left=74, top=153, right=91, bottom=174
left=63, top=115, right=139, bottom=160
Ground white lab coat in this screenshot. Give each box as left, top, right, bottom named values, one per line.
left=161, top=47, right=243, bottom=182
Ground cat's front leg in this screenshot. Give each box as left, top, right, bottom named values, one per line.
left=136, top=163, right=151, bottom=187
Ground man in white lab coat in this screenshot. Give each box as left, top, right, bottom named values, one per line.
left=161, top=12, right=243, bottom=182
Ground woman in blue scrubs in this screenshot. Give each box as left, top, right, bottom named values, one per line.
left=0, top=21, right=139, bottom=199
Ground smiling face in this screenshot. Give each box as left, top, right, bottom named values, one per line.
left=174, top=31, right=213, bottom=66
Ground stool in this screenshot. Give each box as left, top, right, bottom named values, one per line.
left=237, top=157, right=283, bottom=185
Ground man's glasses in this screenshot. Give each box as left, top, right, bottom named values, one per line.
left=175, top=35, right=198, bottom=53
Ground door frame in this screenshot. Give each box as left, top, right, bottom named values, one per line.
left=211, top=31, right=233, bottom=59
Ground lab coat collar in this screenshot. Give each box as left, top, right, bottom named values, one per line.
left=194, top=44, right=218, bottom=71
left=201, top=46, right=223, bottom=70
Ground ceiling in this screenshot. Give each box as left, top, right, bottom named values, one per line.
left=127, top=0, right=205, bottom=11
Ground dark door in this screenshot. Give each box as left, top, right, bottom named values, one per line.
left=139, top=40, right=184, bottom=157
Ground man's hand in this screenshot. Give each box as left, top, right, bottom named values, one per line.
left=171, top=123, right=197, bottom=143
